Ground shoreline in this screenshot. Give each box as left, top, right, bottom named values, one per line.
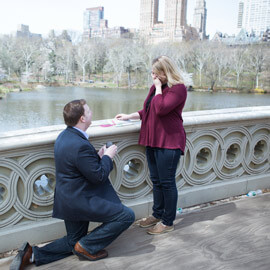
left=0, top=82, right=269, bottom=98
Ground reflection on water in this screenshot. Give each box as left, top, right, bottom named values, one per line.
left=0, top=86, right=269, bottom=133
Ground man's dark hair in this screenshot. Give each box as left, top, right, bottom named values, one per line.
left=63, top=99, right=86, bottom=126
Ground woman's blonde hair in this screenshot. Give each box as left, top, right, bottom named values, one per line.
left=152, top=56, right=184, bottom=87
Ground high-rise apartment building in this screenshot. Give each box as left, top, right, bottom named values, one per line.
left=237, top=0, right=270, bottom=36
left=140, top=0, right=159, bottom=33
left=83, top=6, right=129, bottom=39
left=83, top=7, right=106, bottom=37
left=193, top=0, right=207, bottom=40
left=140, top=0, right=199, bottom=43
left=237, top=1, right=244, bottom=28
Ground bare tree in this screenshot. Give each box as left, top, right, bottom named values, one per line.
left=248, top=44, right=268, bottom=89
left=213, top=43, right=231, bottom=86
left=230, top=47, right=247, bottom=89
left=191, top=41, right=211, bottom=87
left=75, top=41, right=92, bottom=82
left=56, top=42, right=74, bottom=83
left=120, top=40, right=145, bottom=88
left=141, top=44, right=155, bottom=86
left=106, top=40, right=125, bottom=87
left=0, top=36, right=20, bottom=79
left=92, top=39, right=107, bottom=81
left=32, top=46, right=48, bottom=82
left=16, top=38, right=41, bottom=83
left=171, top=42, right=193, bottom=73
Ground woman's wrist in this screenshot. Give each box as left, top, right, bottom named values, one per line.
left=128, top=112, right=140, bottom=120
left=155, top=86, right=162, bottom=95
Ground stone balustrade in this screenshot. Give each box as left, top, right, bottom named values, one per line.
left=0, top=106, right=270, bottom=252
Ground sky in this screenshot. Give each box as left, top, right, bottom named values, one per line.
left=0, top=0, right=239, bottom=39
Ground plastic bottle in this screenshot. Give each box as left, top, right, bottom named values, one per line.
left=247, top=189, right=262, bottom=197
left=176, top=207, right=182, bottom=216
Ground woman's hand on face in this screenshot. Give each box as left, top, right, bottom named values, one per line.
left=151, top=72, right=162, bottom=88
left=115, top=114, right=129, bottom=120
left=153, top=77, right=162, bottom=88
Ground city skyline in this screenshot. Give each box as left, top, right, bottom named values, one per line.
left=139, top=0, right=203, bottom=43
left=0, top=0, right=238, bottom=38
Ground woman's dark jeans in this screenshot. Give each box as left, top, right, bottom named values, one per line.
left=146, top=147, right=182, bottom=226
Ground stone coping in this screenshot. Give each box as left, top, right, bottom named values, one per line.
left=0, top=106, right=270, bottom=152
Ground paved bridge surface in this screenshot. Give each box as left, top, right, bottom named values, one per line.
left=1, top=193, right=270, bottom=270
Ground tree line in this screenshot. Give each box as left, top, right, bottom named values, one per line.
left=0, top=31, right=269, bottom=90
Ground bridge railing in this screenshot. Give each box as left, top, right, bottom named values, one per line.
left=0, top=106, right=270, bottom=252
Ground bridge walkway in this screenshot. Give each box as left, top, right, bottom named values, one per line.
left=1, top=193, right=270, bottom=270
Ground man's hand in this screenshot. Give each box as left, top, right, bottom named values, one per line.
left=104, top=144, right=118, bottom=159
left=98, top=145, right=106, bottom=158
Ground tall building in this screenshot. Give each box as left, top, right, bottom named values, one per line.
left=237, top=1, right=244, bottom=28
left=83, top=7, right=106, bottom=37
left=16, top=24, right=42, bottom=39
left=140, top=0, right=199, bottom=43
left=139, top=0, right=159, bottom=33
left=193, top=0, right=207, bottom=40
left=237, top=0, right=270, bottom=36
left=83, top=6, right=129, bottom=39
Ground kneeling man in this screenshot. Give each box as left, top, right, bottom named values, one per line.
left=10, top=99, right=135, bottom=270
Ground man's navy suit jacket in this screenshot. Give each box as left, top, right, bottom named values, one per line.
left=52, top=126, right=123, bottom=222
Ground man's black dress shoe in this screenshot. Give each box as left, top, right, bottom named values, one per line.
left=10, top=242, right=32, bottom=270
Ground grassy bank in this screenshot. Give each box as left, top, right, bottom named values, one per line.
left=0, top=80, right=269, bottom=99
left=0, top=83, right=33, bottom=98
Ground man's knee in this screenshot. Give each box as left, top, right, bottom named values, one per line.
left=129, top=208, right=135, bottom=224
left=123, top=206, right=135, bottom=224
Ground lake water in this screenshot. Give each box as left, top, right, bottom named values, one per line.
left=0, top=86, right=269, bottom=133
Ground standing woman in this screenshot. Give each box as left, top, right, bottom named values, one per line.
left=116, top=56, right=187, bottom=234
